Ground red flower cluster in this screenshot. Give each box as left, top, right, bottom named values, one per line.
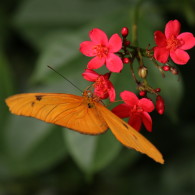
left=80, top=28, right=154, bottom=131
left=154, top=20, right=195, bottom=65
left=80, top=20, right=194, bottom=132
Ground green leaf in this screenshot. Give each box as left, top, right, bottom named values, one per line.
left=64, top=130, right=97, bottom=174
left=91, top=131, right=122, bottom=173
left=3, top=115, right=67, bottom=178
left=64, top=130, right=121, bottom=175
left=5, top=116, right=53, bottom=158
left=30, top=31, right=88, bottom=83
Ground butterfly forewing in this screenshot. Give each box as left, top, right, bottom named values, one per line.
left=5, top=93, right=108, bottom=134
left=96, top=102, right=164, bottom=164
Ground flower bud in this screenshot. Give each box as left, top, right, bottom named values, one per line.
left=156, top=95, right=165, bottom=115
left=124, top=40, right=130, bottom=46
left=123, top=57, right=130, bottom=64
left=121, top=27, right=129, bottom=37
left=162, top=65, right=170, bottom=71
left=139, top=91, right=146, bottom=97
left=155, top=88, right=161, bottom=93
left=138, top=66, right=148, bottom=79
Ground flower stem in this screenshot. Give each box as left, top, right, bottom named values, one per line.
left=132, top=0, right=143, bottom=46
left=137, top=47, right=144, bottom=67
left=129, top=56, right=139, bottom=85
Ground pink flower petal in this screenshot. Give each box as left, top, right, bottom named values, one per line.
left=142, top=112, right=152, bottom=132
left=106, top=53, right=123, bottom=72
left=120, top=91, right=138, bottom=107
left=108, top=83, right=116, bottom=102
left=139, top=98, right=155, bottom=112
left=128, top=115, right=142, bottom=131
left=89, top=28, right=108, bottom=46
left=154, top=31, right=167, bottom=47
left=108, top=34, right=122, bottom=52
left=82, top=69, right=99, bottom=81
left=112, top=104, right=130, bottom=118
left=87, top=56, right=105, bottom=69
left=170, top=49, right=190, bottom=65
left=80, top=41, right=97, bottom=57
left=94, top=88, right=108, bottom=99
left=177, top=32, right=195, bottom=50
left=165, top=20, right=181, bottom=38
left=154, top=46, right=169, bottom=63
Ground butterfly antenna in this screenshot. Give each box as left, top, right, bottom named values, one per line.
left=47, top=66, right=83, bottom=93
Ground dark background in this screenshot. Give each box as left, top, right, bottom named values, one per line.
left=0, top=0, right=195, bottom=194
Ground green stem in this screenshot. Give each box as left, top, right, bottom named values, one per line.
left=132, top=23, right=138, bottom=46
left=129, top=56, right=140, bottom=85
left=152, top=58, right=165, bottom=78
left=132, top=0, right=143, bottom=46
left=137, top=47, right=144, bottom=67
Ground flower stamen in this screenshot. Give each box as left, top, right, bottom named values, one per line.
left=93, top=45, right=109, bottom=58
left=166, top=35, right=181, bottom=50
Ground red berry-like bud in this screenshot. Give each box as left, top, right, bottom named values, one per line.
left=139, top=91, right=146, bottom=96
left=155, top=88, right=161, bottom=93
left=124, top=40, right=130, bottom=46
left=123, top=57, right=130, bottom=64
left=156, top=95, right=165, bottom=115
left=121, top=27, right=129, bottom=37
left=162, top=65, right=170, bottom=71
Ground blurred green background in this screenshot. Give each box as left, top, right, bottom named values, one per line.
left=0, top=0, right=195, bottom=194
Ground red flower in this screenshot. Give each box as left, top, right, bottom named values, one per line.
left=154, top=20, right=195, bottom=65
left=112, top=91, right=155, bottom=132
left=80, top=28, right=123, bottom=72
left=82, top=69, right=116, bottom=102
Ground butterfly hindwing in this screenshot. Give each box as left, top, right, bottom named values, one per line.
left=96, top=102, right=164, bottom=164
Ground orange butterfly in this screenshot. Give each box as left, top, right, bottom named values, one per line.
left=5, top=90, right=164, bottom=164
